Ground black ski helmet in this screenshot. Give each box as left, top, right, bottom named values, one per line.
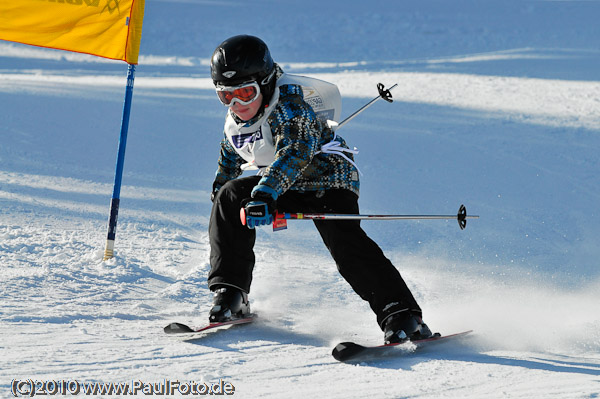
left=211, top=35, right=276, bottom=102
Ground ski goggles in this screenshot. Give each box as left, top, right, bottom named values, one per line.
left=215, top=81, right=261, bottom=106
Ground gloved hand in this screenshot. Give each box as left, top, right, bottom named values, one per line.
left=240, top=185, right=278, bottom=229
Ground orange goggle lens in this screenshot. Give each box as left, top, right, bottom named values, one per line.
left=216, top=83, right=260, bottom=106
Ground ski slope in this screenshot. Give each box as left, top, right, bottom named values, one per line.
left=1, top=0, right=599, bottom=397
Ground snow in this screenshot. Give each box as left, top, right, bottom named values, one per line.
left=1, top=0, right=600, bottom=397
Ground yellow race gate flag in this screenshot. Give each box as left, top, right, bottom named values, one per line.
left=0, top=0, right=145, bottom=64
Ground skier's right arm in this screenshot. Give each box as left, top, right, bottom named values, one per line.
left=211, top=136, right=243, bottom=201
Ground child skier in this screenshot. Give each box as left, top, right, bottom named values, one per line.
left=207, top=34, right=432, bottom=344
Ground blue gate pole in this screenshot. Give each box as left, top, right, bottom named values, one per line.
left=104, top=63, right=137, bottom=261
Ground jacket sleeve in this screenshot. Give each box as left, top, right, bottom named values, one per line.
left=213, top=135, right=244, bottom=189
left=257, top=84, right=322, bottom=196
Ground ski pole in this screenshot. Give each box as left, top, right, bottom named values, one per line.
left=275, top=205, right=478, bottom=230
left=330, top=83, right=398, bottom=131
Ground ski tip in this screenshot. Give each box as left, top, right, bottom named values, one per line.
left=332, top=342, right=365, bottom=362
left=164, top=322, right=194, bottom=334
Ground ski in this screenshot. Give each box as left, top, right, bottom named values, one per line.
left=332, top=330, right=473, bottom=362
left=164, top=313, right=257, bottom=335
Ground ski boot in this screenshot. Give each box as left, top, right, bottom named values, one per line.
left=383, top=312, right=433, bottom=344
left=209, top=286, right=250, bottom=323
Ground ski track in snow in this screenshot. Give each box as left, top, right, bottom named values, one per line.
left=2, top=1, right=600, bottom=398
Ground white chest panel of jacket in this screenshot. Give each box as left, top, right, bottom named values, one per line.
left=223, top=73, right=342, bottom=170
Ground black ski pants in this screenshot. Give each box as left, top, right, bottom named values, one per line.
left=208, top=176, right=421, bottom=328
